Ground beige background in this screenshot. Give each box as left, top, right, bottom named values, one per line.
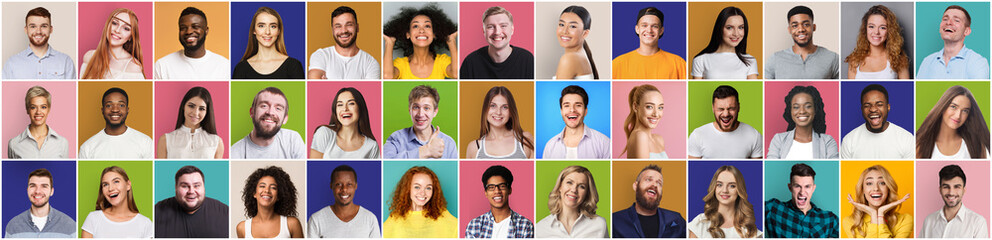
left=229, top=161, right=308, bottom=237
left=763, top=2, right=840, bottom=61
left=535, top=2, right=612, bottom=79
left=2, top=2, right=77, bottom=67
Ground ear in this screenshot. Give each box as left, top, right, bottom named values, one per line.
left=632, top=181, right=638, bottom=192
left=282, top=115, right=290, bottom=125
left=659, top=26, right=664, bottom=36
left=811, top=23, right=817, bottom=32
left=964, top=26, right=972, bottom=37
left=126, top=180, right=132, bottom=191
left=581, top=29, right=590, bottom=39
left=406, top=31, right=411, bottom=39
left=810, top=183, right=817, bottom=194
left=50, top=186, right=55, bottom=197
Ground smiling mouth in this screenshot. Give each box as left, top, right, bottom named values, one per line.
left=560, top=36, right=572, bottom=42
left=416, top=196, right=428, bottom=201
left=720, top=116, right=732, bottom=125
left=492, top=196, right=503, bottom=203
left=647, top=117, right=659, bottom=124
left=491, top=116, right=504, bottom=121
left=566, top=114, right=579, bottom=121
left=870, top=193, right=882, bottom=200
left=109, top=192, right=120, bottom=199
left=943, top=27, right=954, bottom=33
left=341, top=113, right=353, bottom=119
left=720, top=194, right=731, bottom=199
left=340, top=194, right=350, bottom=199
left=414, top=118, right=430, bottom=126
left=490, top=35, right=505, bottom=41
left=796, top=115, right=809, bottom=121
left=261, top=195, right=272, bottom=200
left=869, top=114, right=882, bottom=125
left=646, top=189, right=657, bottom=198
left=795, top=34, right=807, bottom=40
left=415, top=36, right=429, bottom=41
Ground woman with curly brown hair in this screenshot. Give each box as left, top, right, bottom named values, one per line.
left=688, top=165, right=761, bottom=238
left=844, top=5, right=910, bottom=79
left=236, top=166, right=304, bottom=238
left=382, top=3, right=458, bottom=79
left=383, top=166, right=458, bottom=238
left=535, top=165, right=607, bottom=238
left=916, top=85, right=990, bottom=159
left=842, top=165, right=911, bottom=238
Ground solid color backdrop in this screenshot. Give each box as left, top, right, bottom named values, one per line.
left=77, top=81, right=153, bottom=150
left=229, top=81, right=307, bottom=147
left=687, top=81, right=763, bottom=135
left=840, top=2, right=915, bottom=79
left=228, top=160, right=307, bottom=238
left=77, top=2, right=153, bottom=79
left=840, top=81, right=915, bottom=136
left=762, top=161, right=840, bottom=216
left=153, top=161, right=230, bottom=205
left=612, top=81, right=686, bottom=159
left=153, top=81, right=230, bottom=158
left=1, top=161, right=76, bottom=233
left=687, top=160, right=764, bottom=232
left=915, top=2, right=990, bottom=76
left=611, top=161, right=687, bottom=221
left=381, top=161, right=459, bottom=220
left=535, top=2, right=611, bottom=79
left=230, top=2, right=306, bottom=73
left=914, top=81, right=991, bottom=131
left=914, top=160, right=990, bottom=237
left=687, top=2, right=763, bottom=78
left=459, top=81, right=534, bottom=158
left=536, top=81, right=611, bottom=159
left=382, top=1, right=459, bottom=72
left=458, top=2, right=535, bottom=66
left=306, top=81, right=382, bottom=157
left=306, top=160, right=383, bottom=232
left=763, top=2, right=840, bottom=64
left=611, top=2, right=687, bottom=60
left=763, top=81, right=840, bottom=158
left=2, top=2, right=78, bottom=72
left=153, top=1, right=230, bottom=71
left=535, top=160, right=612, bottom=233
left=76, top=160, right=154, bottom=237
left=458, top=160, right=535, bottom=238
left=382, top=81, right=459, bottom=150
left=306, top=2, right=382, bottom=70
left=839, top=160, right=915, bottom=238
left=2, top=81, right=77, bottom=158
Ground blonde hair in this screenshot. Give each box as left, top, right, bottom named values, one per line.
left=701, top=165, right=757, bottom=238
left=621, top=84, right=661, bottom=156
left=241, top=7, right=288, bottom=62
left=849, top=165, right=901, bottom=237
left=82, top=8, right=144, bottom=79
left=547, top=165, right=599, bottom=219
left=24, top=86, right=52, bottom=110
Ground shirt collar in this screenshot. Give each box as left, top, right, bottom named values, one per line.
left=21, top=46, right=52, bottom=59
left=405, top=126, right=433, bottom=145
left=554, top=124, right=591, bottom=141
left=937, top=45, right=972, bottom=60
left=942, top=204, right=972, bottom=222
left=17, top=125, right=61, bottom=143
left=179, top=125, right=202, bottom=134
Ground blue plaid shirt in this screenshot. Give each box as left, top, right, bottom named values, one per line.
left=465, top=210, right=534, bottom=238
left=764, top=198, right=839, bottom=238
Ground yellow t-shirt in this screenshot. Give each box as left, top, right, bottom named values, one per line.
left=842, top=212, right=913, bottom=238
left=383, top=210, right=458, bottom=238
left=612, top=49, right=687, bottom=79
left=393, top=54, right=453, bottom=79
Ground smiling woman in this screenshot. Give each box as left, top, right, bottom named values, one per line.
left=767, top=86, right=839, bottom=159
left=233, top=7, right=305, bottom=79
left=466, top=86, right=534, bottom=159
left=691, top=6, right=758, bottom=79
left=842, top=165, right=912, bottom=238
left=80, top=166, right=152, bottom=238
left=81, top=8, right=145, bottom=79
left=383, top=166, right=458, bottom=238
left=382, top=3, right=459, bottom=79
left=236, top=166, right=304, bottom=238
left=156, top=86, right=224, bottom=159
left=687, top=165, right=760, bottom=238
left=535, top=165, right=607, bottom=238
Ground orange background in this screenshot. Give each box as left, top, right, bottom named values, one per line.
left=77, top=81, right=153, bottom=149
left=153, top=2, right=231, bottom=61
left=687, top=2, right=764, bottom=78
left=458, top=81, right=534, bottom=158
left=306, top=2, right=382, bottom=68
left=840, top=161, right=915, bottom=238
left=611, top=161, right=687, bottom=220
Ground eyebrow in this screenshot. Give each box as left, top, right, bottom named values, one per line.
left=112, top=16, right=133, bottom=27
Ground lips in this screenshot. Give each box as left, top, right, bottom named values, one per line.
left=492, top=196, right=504, bottom=203
left=109, top=192, right=120, bottom=199
left=647, top=117, right=659, bottom=125
left=560, top=36, right=572, bottom=42
left=870, top=193, right=882, bottom=199
left=645, top=189, right=657, bottom=198
left=795, top=34, right=807, bottom=41
left=108, top=113, right=123, bottom=121
left=414, top=117, right=430, bottom=126
left=184, top=34, right=199, bottom=44
left=796, top=115, right=809, bottom=122
left=720, top=194, right=731, bottom=200
left=340, top=113, right=353, bottom=119
left=729, top=37, right=741, bottom=42
left=796, top=196, right=808, bottom=205
left=868, top=114, right=882, bottom=126
left=340, top=194, right=350, bottom=200
left=415, top=36, right=429, bottom=41
left=720, top=116, right=732, bottom=125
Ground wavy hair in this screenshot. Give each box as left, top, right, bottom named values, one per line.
left=95, top=166, right=139, bottom=213
left=82, top=8, right=144, bottom=79
left=695, top=6, right=752, bottom=66
left=848, top=165, right=900, bottom=237
left=317, top=87, right=376, bottom=142
left=383, top=3, right=458, bottom=58
left=844, top=5, right=908, bottom=74
left=477, top=86, right=533, bottom=152
left=547, top=165, right=599, bottom=219
left=702, top=165, right=757, bottom=238
left=174, top=86, right=217, bottom=135
left=389, top=166, right=448, bottom=220
left=916, top=85, right=989, bottom=158
left=241, top=7, right=288, bottom=62
left=621, top=84, right=661, bottom=156
left=559, top=5, right=599, bottom=79
left=782, top=86, right=827, bottom=133
left=241, top=166, right=298, bottom=218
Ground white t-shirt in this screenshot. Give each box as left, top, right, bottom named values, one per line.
left=231, top=128, right=306, bottom=159
left=78, top=127, right=154, bottom=159
left=687, top=213, right=762, bottom=238
left=492, top=217, right=511, bottom=239
left=81, top=211, right=153, bottom=238
left=308, top=46, right=381, bottom=79
left=310, top=126, right=380, bottom=159
left=153, top=50, right=230, bottom=79
left=933, top=139, right=972, bottom=159
left=164, top=125, right=222, bottom=159
left=307, top=206, right=381, bottom=238
left=31, top=214, right=47, bottom=231
left=688, top=122, right=763, bottom=159
left=785, top=140, right=813, bottom=159
left=691, top=52, right=759, bottom=79
left=840, top=123, right=915, bottom=159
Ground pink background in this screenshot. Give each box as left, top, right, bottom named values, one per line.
left=762, top=81, right=840, bottom=157
left=77, top=2, right=154, bottom=79
left=611, top=81, right=687, bottom=159
left=153, top=81, right=230, bottom=158
left=915, top=161, right=991, bottom=237
left=2, top=82, right=77, bottom=158
left=458, top=2, right=535, bottom=65
left=458, top=160, right=535, bottom=238
left=306, top=81, right=382, bottom=155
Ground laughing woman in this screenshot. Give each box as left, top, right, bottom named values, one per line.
left=81, top=166, right=153, bottom=238
left=233, top=7, right=305, bottom=79
left=535, top=165, right=608, bottom=238
left=310, top=87, right=380, bottom=159
left=842, top=165, right=912, bottom=238
left=236, top=166, right=305, bottom=238
left=382, top=3, right=459, bottom=79
left=81, top=8, right=145, bottom=79
left=767, top=86, right=839, bottom=159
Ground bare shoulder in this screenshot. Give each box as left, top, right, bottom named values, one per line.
left=83, top=50, right=96, bottom=63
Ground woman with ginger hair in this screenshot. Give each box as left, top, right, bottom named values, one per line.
left=842, top=165, right=912, bottom=238
left=383, top=166, right=458, bottom=238
left=844, top=5, right=910, bottom=79
left=688, top=165, right=761, bottom=238
left=81, top=8, right=145, bottom=79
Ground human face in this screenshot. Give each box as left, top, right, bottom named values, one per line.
left=101, top=171, right=131, bottom=207
left=557, top=12, right=587, bottom=49
left=558, top=172, right=588, bottom=210
left=485, top=175, right=511, bottom=210
left=791, top=93, right=815, bottom=129
left=183, top=96, right=207, bottom=129
left=861, top=170, right=888, bottom=207
left=722, top=15, right=745, bottom=48
left=942, top=95, right=971, bottom=130
left=27, top=176, right=53, bottom=208
left=635, top=15, right=662, bottom=46
left=634, top=170, right=663, bottom=210
left=714, top=170, right=738, bottom=206
left=27, top=96, right=50, bottom=127
left=25, top=16, right=52, bottom=47
left=108, top=12, right=133, bottom=47
left=409, top=97, right=438, bottom=132
left=250, top=91, right=288, bottom=139
left=789, top=176, right=815, bottom=212
left=788, top=13, right=814, bottom=47
left=335, top=91, right=359, bottom=127
left=712, top=97, right=739, bottom=132
left=179, top=14, right=208, bottom=50
left=175, top=173, right=205, bottom=214
left=487, top=95, right=509, bottom=129
left=254, top=176, right=279, bottom=208
left=332, top=13, right=358, bottom=48
left=560, top=94, right=586, bottom=129
left=484, top=13, right=514, bottom=50
left=410, top=173, right=433, bottom=211
left=407, top=15, right=435, bottom=48
left=637, top=91, right=664, bottom=129
left=331, top=171, right=357, bottom=206
left=254, top=12, right=279, bottom=48
left=102, top=92, right=129, bottom=128
left=866, top=14, right=888, bottom=47
left=861, top=90, right=890, bottom=133
left=940, top=8, right=970, bottom=42
left=939, top=176, right=965, bottom=209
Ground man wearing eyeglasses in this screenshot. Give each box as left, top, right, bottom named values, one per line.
left=465, top=165, right=534, bottom=238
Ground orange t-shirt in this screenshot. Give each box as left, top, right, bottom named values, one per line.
left=612, top=49, right=687, bottom=79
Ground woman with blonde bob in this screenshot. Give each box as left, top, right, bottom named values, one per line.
left=688, top=165, right=760, bottom=238
left=466, top=86, right=535, bottom=159
left=916, top=85, right=990, bottom=159
left=842, top=165, right=912, bottom=238
left=81, top=8, right=145, bottom=79
left=535, top=165, right=607, bottom=238
left=233, top=7, right=305, bottom=79
left=621, top=84, right=666, bottom=159
left=383, top=166, right=458, bottom=238
left=844, top=5, right=910, bottom=79
left=81, top=166, right=152, bottom=238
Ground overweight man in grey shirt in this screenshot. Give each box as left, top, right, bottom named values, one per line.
left=765, top=6, right=839, bottom=79
left=232, top=87, right=306, bottom=159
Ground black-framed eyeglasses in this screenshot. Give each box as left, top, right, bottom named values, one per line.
left=485, top=183, right=509, bottom=192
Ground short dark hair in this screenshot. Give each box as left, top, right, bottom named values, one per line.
left=938, top=164, right=967, bottom=186
left=330, top=165, right=358, bottom=183
left=559, top=85, right=588, bottom=108
left=945, top=5, right=971, bottom=27
left=174, top=165, right=205, bottom=185
left=481, top=165, right=513, bottom=189
left=252, top=87, right=289, bottom=115
left=860, top=84, right=889, bottom=103
left=636, top=164, right=663, bottom=182
left=787, top=5, right=814, bottom=22
left=790, top=163, right=816, bottom=182
left=102, top=87, right=129, bottom=106
left=331, top=6, right=358, bottom=23
left=712, top=85, right=739, bottom=104
left=636, top=7, right=664, bottom=26
left=29, top=168, right=54, bottom=187
left=25, top=7, right=51, bottom=23
left=180, top=7, right=207, bottom=24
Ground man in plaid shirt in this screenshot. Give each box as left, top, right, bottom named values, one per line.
left=465, top=165, right=534, bottom=238
left=764, top=163, right=838, bottom=238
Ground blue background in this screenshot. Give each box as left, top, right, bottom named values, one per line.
left=612, top=2, right=687, bottom=60
left=688, top=161, right=764, bottom=231
left=840, top=81, right=916, bottom=136
left=153, top=161, right=230, bottom=205
left=307, top=160, right=382, bottom=230
left=382, top=161, right=459, bottom=221
left=535, top=81, right=612, bottom=159
left=2, top=161, right=77, bottom=232
left=762, top=161, right=840, bottom=216
left=230, top=2, right=307, bottom=73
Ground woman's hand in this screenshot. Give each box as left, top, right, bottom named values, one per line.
left=446, top=32, right=458, bottom=46
left=382, top=34, right=398, bottom=79
left=383, top=34, right=396, bottom=47
left=847, top=194, right=878, bottom=220
left=878, top=193, right=910, bottom=217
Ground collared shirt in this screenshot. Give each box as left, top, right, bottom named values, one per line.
left=383, top=126, right=457, bottom=159
left=465, top=210, right=534, bottom=238
left=920, top=205, right=989, bottom=238
left=764, top=198, right=839, bottom=238
left=7, top=125, right=68, bottom=159
left=542, top=125, right=611, bottom=159
left=535, top=213, right=608, bottom=238
left=918, top=45, right=990, bottom=79
left=4, top=207, right=76, bottom=238
left=612, top=203, right=687, bottom=238
left=765, top=46, right=840, bottom=79
left=3, top=47, right=75, bottom=79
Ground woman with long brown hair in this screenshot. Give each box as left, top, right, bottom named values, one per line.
left=621, top=84, right=666, bottom=159
left=156, top=86, right=224, bottom=159
left=916, top=85, right=990, bottom=159
left=232, top=7, right=304, bottom=79
left=554, top=5, right=598, bottom=79
left=383, top=166, right=458, bottom=237
left=81, top=166, right=152, bottom=238
left=843, top=165, right=911, bottom=238
left=688, top=165, right=760, bottom=238
left=309, top=87, right=379, bottom=159
left=691, top=6, right=758, bottom=79
left=81, top=8, right=145, bottom=79
left=466, top=86, right=534, bottom=159
left=844, top=5, right=910, bottom=79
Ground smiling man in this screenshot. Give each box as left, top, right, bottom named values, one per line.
left=153, top=7, right=230, bottom=79
left=460, top=6, right=534, bottom=79
left=612, top=7, right=687, bottom=79
left=542, top=85, right=610, bottom=159
left=688, top=85, right=762, bottom=159
left=308, top=165, right=381, bottom=238
left=78, top=87, right=153, bottom=159
left=3, top=7, right=75, bottom=79
left=4, top=169, right=75, bottom=238
left=308, top=6, right=380, bottom=79
left=232, top=87, right=306, bottom=159
left=384, top=85, right=457, bottom=159
left=764, top=163, right=838, bottom=238
left=840, top=84, right=914, bottom=159
left=465, top=165, right=534, bottom=238
left=920, top=164, right=989, bottom=238
left=154, top=165, right=229, bottom=238
left=918, top=5, right=989, bottom=79
left=765, top=6, right=839, bottom=79
left=613, top=165, right=686, bottom=238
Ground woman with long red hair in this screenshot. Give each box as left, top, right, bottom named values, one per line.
left=81, top=8, right=145, bottom=79
left=383, top=166, right=458, bottom=238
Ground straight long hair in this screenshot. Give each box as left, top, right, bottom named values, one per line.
left=561, top=5, right=599, bottom=79
left=174, top=86, right=217, bottom=135
left=621, top=84, right=660, bottom=156
left=916, top=85, right=989, bottom=158
left=318, top=87, right=376, bottom=142
left=241, top=7, right=288, bottom=62
left=95, top=166, right=139, bottom=213
left=695, top=6, right=751, bottom=66
left=701, top=165, right=757, bottom=238
left=478, top=86, right=533, bottom=151
left=82, top=8, right=144, bottom=79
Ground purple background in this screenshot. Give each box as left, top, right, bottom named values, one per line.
left=306, top=160, right=382, bottom=231
left=688, top=161, right=764, bottom=231
left=230, top=2, right=306, bottom=73
left=840, top=81, right=915, bottom=136
left=611, top=2, right=687, bottom=60
left=1, top=161, right=77, bottom=232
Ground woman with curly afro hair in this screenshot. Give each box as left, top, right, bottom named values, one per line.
left=382, top=3, right=459, bottom=79
left=236, top=166, right=304, bottom=238
left=383, top=166, right=458, bottom=237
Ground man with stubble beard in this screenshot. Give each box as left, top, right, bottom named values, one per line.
left=920, top=164, right=989, bottom=238
left=154, top=165, right=229, bottom=238
left=154, top=7, right=230, bottom=79
left=613, top=164, right=686, bottom=238
left=78, top=87, right=154, bottom=159
left=688, top=85, right=763, bottom=159
left=308, top=6, right=380, bottom=79
left=3, top=7, right=75, bottom=79
left=840, top=84, right=914, bottom=159
left=232, top=87, right=306, bottom=159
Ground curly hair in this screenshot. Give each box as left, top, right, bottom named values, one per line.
left=782, top=86, right=827, bottom=134
left=621, top=84, right=661, bottom=156
left=389, top=166, right=448, bottom=220
left=383, top=3, right=457, bottom=58
left=849, top=165, right=901, bottom=237
left=547, top=165, right=599, bottom=219
left=844, top=5, right=908, bottom=74
left=702, top=165, right=757, bottom=238
left=242, top=166, right=298, bottom=218
left=916, top=85, right=989, bottom=158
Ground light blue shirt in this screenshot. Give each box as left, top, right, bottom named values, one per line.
left=918, top=45, right=989, bottom=79
left=541, top=125, right=611, bottom=159
left=384, top=126, right=457, bottom=159
left=3, top=46, right=75, bottom=79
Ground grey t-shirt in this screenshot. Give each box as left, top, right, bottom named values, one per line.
left=688, top=122, right=763, bottom=159
left=307, top=206, right=381, bottom=238
left=765, top=46, right=839, bottom=79
left=231, top=128, right=306, bottom=159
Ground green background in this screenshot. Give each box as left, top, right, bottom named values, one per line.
left=153, top=161, right=230, bottom=205
left=382, top=81, right=459, bottom=145
left=535, top=161, right=611, bottom=233
left=915, top=81, right=992, bottom=130
left=230, top=81, right=307, bottom=146
left=381, top=161, right=459, bottom=221
left=77, top=161, right=154, bottom=237
left=688, top=81, right=764, bottom=135
left=915, top=2, right=990, bottom=70
left=762, top=161, right=840, bottom=215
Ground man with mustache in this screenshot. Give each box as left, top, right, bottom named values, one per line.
left=153, top=7, right=229, bottom=79
left=3, top=7, right=75, bottom=79
left=384, top=85, right=457, bottom=159
left=79, top=87, right=154, bottom=159
left=307, top=6, right=380, bottom=79
left=308, top=165, right=381, bottom=238
left=466, top=165, right=535, bottom=238
left=154, top=165, right=229, bottom=238
left=4, top=169, right=75, bottom=238
left=920, top=164, right=989, bottom=238
left=612, top=7, right=687, bottom=79
left=612, top=164, right=685, bottom=238
left=840, top=84, right=914, bottom=159
left=542, top=85, right=610, bottom=159
left=460, top=6, right=534, bottom=79
left=232, top=87, right=306, bottom=159
left=765, top=6, right=839, bottom=79
left=764, top=163, right=838, bottom=238
left=918, top=5, right=989, bottom=79
left=688, top=85, right=763, bottom=159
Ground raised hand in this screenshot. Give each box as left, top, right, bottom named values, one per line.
left=847, top=194, right=878, bottom=219
left=446, top=31, right=459, bottom=46
left=383, top=34, right=397, bottom=47
left=878, top=193, right=910, bottom=216
left=419, top=126, right=445, bottom=158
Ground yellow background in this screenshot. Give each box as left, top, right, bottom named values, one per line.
left=77, top=81, right=153, bottom=149
left=687, top=2, right=764, bottom=78
left=458, top=81, right=534, bottom=158
left=153, top=2, right=231, bottom=61
left=839, top=161, right=915, bottom=238
left=306, top=2, right=382, bottom=68
left=611, top=161, right=687, bottom=220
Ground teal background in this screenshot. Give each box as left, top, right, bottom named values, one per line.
left=688, top=81, right=764, bottom=135
left=382, top=81, right=459, bottom=145
left=535, top=161, right=611, bottom=233
left=77, top=161, right=154, bottom=237
left=915, top=2, right=990, bottom=70
left=763, top=161, right=840, bottom=215
left=153, top=161, right=230, bottom=205
left=230, top=81, right=307, bottom=146
left=382, top=161, right=459, bottom=221
left=915, top=81, right=991, bottom=130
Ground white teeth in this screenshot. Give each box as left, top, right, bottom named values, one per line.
left=493, top=196, right=502, bottom=201
left=647, top=189, right=656, bottom=194
left=262, top=196, right=272, bottom=200
left=416, top=36, right=428, bottom=40
left=341, top=195, right=350, bottom=199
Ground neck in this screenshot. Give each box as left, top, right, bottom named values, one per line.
left=29, top=44, right=50, bottom=56
left=637, top=43, right=660, bottom=56
left=413, top=126, right=434, bottom=142
left=487, top=45, right=513, bottom=63
left=338, top=124, right=361, bottom=141
left=334, top=44, right=360, bottom=57
left=793, top=126, right=813, bottom=143
left=487, top=125, right=512, bottom=139
left=937, top=124, right=961, bottom=143
left=558, top=207, right=580, bottom=223
left=332, top=202, right=358, bottom=213
left=943, top=203, right=963, bottom=220
left=491, top=206, right=512, bottom=222
left=105, top=203, right=131, bottom=216
left=564, top=123, right=585, bottom=138
left=256, top=206, right=277, bottom=220
left=255, top=45, right=281, bottom=59
left=249, top=130, right=276, bottom=147
left=104, top=124, right=127, bottom=136
left=716, top=44, right=736, bottom=53
left=942, top=41, right=965, bottom=61
left=717, top=203, right=735, bottom=221
left=792, top=43, right=817, bottom=59
left=633, top=122, right=654, bottom=132
left=109, top=46, right=129, bottom=60
left=634, top=203, right=656, bottom=216
left=30, top=204, right=51, bottom=218
left=29, top=124, right=49, bottom=138
left=184, top=46, right=206, bottom=58
left=869, top=44, right=886, bottom=56
left=412, top=46, right=432, bottom=61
